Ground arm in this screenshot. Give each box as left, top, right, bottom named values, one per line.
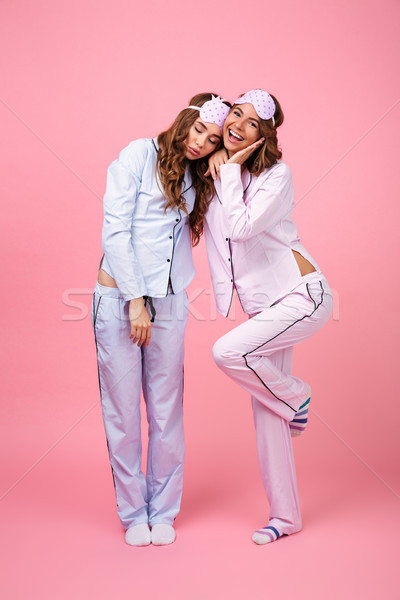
left=102, top=140, right=151, bottom=346
left=102, top=141, right=147, bottom=301
left=220, top=162, right=293, bottom=242
left=205, top=148, right=229, bottom=180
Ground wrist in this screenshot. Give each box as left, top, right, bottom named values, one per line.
left=129, top=297, right=144, bottom=308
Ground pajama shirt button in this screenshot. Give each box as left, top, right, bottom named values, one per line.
left=169, top=236, right=172, bottom=239
left=167, top=259, right=171, bottom=262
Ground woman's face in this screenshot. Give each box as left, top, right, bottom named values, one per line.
left=184, top=118, right=222, bottom=160
left=223, top=103, right=261, bottom=157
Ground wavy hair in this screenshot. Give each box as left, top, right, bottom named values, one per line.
left=156, top=93, right=229, bottom=245
left=236, top=93, right=284, bottom=175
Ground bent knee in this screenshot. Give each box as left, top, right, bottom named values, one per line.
left=212, top=338, right=225, bottom=368
left=212, top=337, right=241, bottom=369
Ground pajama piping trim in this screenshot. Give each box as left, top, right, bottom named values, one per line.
left=166, top=208, right=182, bottom=295
left=244, top=176, right=252, bottom=194
left=214, top=174, right=252, bottom=206
left=215, top=175, right=254, bottom=317
left=92, top=293, right=102, bottom=327
left=229, top=235, right=247, bottom=315
left=214, top=187, right=235, bottom=317
left=92, top=292, right=118, bottom=497
left=242, top=280, right=325, bottom=413
left=225, top=238, right=235, bottom=317
left=215, top=186, right=251, bottom=318
left=162, top=168, right=194, bottom=297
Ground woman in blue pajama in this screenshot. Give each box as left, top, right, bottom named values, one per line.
left=92, top=94, right=230, bottom=546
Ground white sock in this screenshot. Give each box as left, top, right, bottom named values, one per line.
left=125, top=523, right=151, bottom=546
left=151, top=524, right=176, bottom=546
left=252, top=525, right=287, bottom=545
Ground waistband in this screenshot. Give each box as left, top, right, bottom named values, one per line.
left=295, top=271, right=332, bottom=297
left=94, top=281, right=177, bottom=300
left=94, top=282, right=124, bottom=299
left=301, top=271, right=329, bottom=285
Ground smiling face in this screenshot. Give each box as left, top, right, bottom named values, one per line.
left=223, top=103, right=261, bottom=157
left=184, top=118, right=222, bottom=160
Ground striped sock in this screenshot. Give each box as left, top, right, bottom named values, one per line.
left=252, top=525, right=287, bottom=545
left=290, top=396, right=311, bottom=437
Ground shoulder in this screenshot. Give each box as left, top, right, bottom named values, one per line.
left=253, top=160, right=292, bottom=190
left=120, top=138, right=154, bottom=162
left=263, top=160, right=291, bottom=180
left=116, top=138, right=155, bottom=173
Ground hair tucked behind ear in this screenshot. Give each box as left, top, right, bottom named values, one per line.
left=156, top=93, right=229, bottom=246
left=244, top=93, right=284, bottom=175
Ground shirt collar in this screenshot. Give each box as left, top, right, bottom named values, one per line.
left=152, top=136, right=159, bottom=152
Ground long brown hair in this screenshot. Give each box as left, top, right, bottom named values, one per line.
left=238, top=93, right=284, bottom=175
left=156, top=93, right=228, bottom=246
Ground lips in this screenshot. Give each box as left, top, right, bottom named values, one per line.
left=228, top=129, right=244, bottom=143
left=188, top=146, right=200, bottom=156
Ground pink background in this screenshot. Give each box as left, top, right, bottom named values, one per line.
left=1, top=0, right=399, bottom=598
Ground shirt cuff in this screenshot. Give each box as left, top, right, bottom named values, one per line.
left=220, top=163, right=241, bottom=174
left=122, top=288, right=146, bottom=302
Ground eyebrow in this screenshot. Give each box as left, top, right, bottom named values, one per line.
left=196, top=120, right=207, bottom=130
left=233, top=106, right=259, bottom=125
left=196, top=120, right=222, bottom=139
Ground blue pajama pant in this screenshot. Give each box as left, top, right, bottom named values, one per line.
left=92, top=282, right=188, bottom=529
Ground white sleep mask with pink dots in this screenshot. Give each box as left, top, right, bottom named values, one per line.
left=234, top=89, right=276, bottom=125
left=187, top=96, right=230, bottom=132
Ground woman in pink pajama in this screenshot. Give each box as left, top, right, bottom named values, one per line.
left=204, top=89, right=332, bottom=544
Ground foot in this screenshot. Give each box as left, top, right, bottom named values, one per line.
left=252, top=525, right=287, bottom=545
left=290, top=386, right=311, bottom=437
left=125, top=523, right=151, bottom=546
left=151, top=524, right=176, bottom=546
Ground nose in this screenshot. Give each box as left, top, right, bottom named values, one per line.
left=195, top=133, right=205, bottom=148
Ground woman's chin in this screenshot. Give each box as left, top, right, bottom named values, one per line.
left=224, top=142, right=238, bottom=156
left=224, top=139, right=250, bottom=155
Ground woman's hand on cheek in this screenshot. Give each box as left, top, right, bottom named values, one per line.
left=227, top=137, right=265, bottom=166
left=204, top=148, right=229, bottom=180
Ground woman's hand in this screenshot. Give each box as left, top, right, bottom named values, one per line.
left=129, top=298, right=151, bottom=347
left=205, top=148, right=229, bottom=180
left=227, top=137, right=265, bottom=166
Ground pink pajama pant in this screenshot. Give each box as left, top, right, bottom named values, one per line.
left=212, top=273, right=332, bottom=533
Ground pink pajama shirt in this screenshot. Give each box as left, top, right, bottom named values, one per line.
left=205, top=162, right=332, bottom=534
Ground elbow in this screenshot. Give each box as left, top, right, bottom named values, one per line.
left=101, top=229, right=125, bottom=255
left=228, top=227, right=250, bottom=243
left=102, top=216, right=131, bottom=249
left=227, top=216, right=252, bottom=242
